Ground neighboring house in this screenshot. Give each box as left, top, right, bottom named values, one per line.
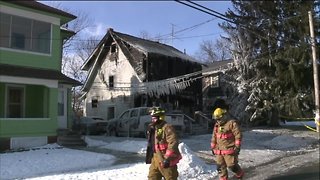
left=202, top=59, right=233, bottom=113
left=81, top=28, right=203, bottom=120
left=0, top=1, right=81, bottom=151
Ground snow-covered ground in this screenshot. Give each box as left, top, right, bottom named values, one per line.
left=0, top=121, right=319, bottom=180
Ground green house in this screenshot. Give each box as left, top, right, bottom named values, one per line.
left=0, top=1, right=81, bottom=151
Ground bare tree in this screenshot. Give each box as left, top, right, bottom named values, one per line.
left=194, top=37, right=232, bottom=63
left=47, top=2, right=99, bottom=116
left=214, top=37, right=232, bottom=61
left=138, top=31, right=169, bottom=44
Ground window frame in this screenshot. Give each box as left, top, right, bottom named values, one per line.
left=5, top=84, right=25, bottom=118
left=0, top=12, right=52, bottom=55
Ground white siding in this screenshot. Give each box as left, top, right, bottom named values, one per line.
left=84, top=47, right=140, bottom=119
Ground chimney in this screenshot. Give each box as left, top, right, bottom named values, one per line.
left=108, top=28, right=113, bottom=32
left=184, top=49, right=186, bottom=54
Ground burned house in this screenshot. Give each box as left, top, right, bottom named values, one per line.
left=81, top=28, right=202, bottom=120
left=202, top=59, right=234, bottom=113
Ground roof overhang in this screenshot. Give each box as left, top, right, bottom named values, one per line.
left=0, top=64, right=82, bottom=86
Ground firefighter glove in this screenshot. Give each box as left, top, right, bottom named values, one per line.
left=234, top=146, right=240, bottom=155
left=161, top=159, right=170, bottom=168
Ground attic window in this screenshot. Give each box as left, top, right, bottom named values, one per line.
left=111, top=43, right=117, bottom=53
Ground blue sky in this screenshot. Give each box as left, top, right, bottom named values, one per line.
left=44, top=1, right=232, bottom=56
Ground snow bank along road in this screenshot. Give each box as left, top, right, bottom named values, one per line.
left=0, top=125, right=318, bottom=180
left=86, top=125, right=319, bottom=180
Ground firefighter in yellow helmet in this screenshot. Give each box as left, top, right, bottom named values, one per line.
left=146, top=107, right=182, bottom=180
left=211, top=107, right=244, bottom=180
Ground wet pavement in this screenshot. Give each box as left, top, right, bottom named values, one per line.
left=74, top=146, right=145, bottom=165
left=267, top=162, right=320, bottom=180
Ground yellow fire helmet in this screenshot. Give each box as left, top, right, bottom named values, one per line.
left=149, top=107, right=165, bottom=120
left=213, top=108, right=227, bottom=119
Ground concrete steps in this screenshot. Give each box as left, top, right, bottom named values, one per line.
left=191, top=123, right=210, bottom=135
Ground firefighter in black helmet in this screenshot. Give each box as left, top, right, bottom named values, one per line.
left=146, top=107, right=182, bottom=180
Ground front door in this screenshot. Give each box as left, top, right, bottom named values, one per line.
left=58, top=88, right=67, bottom=129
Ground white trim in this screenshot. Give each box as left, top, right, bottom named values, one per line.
left=11, top=137, right=47, bottom=150
left=0, top=75, right=58, bottom=88
left=0, top=4, right=60, bottom=25
left=5, top=84, right=25, bottom=118
left=0, top=47, right=52, bottom=56
left=58, top=84, right=72, bottom=89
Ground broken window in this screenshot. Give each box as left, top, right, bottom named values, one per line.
left=91, top=98, right=98, bottom=108
left=111, top=43, right=117, bottom=53
left=109, top=76, right=114, bottom=89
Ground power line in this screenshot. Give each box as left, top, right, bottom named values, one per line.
left=155, top=17, right=218, bottom=39
left=175, top=1, right=312, bottom=46
left=175, top=0, right=234, bottom=24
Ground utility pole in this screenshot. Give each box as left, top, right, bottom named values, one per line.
left=308, top=11, right=320, bottom=133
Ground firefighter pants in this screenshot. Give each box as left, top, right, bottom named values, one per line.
left=148, top=156, right=178, bottom=180
left=215, top=154, right=243, bottom=179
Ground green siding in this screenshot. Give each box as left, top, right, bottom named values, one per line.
left=0, top=120, right=57, bottom=137
left=0, top=88, right=58, bottom=137
left=0, top=1, right=76, bottom=142
left=25, top=85, right=48, bottom=118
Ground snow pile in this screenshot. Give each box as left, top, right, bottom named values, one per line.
left=178, top=142, right=217, bottom=179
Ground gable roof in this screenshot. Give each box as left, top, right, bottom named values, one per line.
left=0, top=64, right=82, bottom=86
left=81, top=28, right=199, bottom=70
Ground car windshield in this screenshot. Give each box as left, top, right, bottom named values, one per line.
left=140, top=108, right=149, bottom=116
left=119, top=111, right=129, bottom=119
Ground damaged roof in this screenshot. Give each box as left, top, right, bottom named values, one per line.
left=81, top=28, right=199, bottom=70
left=111, top=30, right=198, bottom=62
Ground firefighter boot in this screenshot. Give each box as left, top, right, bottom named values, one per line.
left=233, top=169, right=244, bottom=179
